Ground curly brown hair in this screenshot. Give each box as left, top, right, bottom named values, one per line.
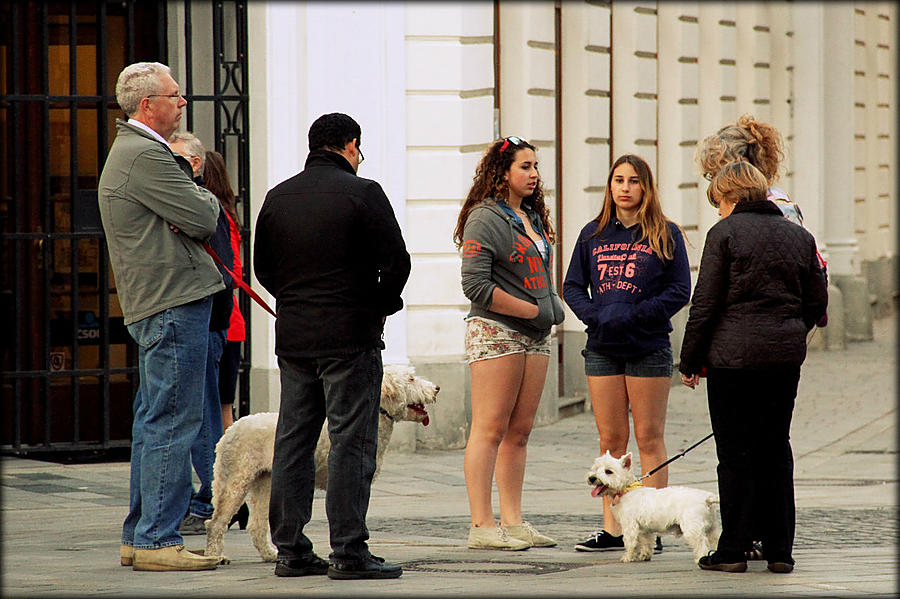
left=453, top=137, right=555, bottom=249
left=695, top=114, right=785, bottom=184
left=592, top=154, right=678, bottom=262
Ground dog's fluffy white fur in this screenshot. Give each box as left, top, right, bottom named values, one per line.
left=586, top=451, right=720, bottom=563
left=205, top=364, right=439, bottom=563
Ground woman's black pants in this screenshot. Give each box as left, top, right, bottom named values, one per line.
left=706, top=366, right=801, bottom=562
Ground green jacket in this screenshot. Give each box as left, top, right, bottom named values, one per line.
left=98, top=119, right=224, bottom=325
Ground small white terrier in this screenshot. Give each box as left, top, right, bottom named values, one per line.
left=585, top=451, right=720, bottom=563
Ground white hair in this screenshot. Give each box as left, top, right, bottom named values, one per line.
left=115, top=62, right=171, bottom=117
left=168, top=131, right=207, bottom=175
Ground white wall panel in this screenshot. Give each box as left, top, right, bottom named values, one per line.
left=404, top=257, right=467, bottom=306
left=407, top=151, right=481, bottom=200
left=407, top=309, right=467, bottom=357
left=406, top=42, right=494, bottom=91
left=406, top=204, right=464, bottom=254
left=405, top=2, right=493, bottom=37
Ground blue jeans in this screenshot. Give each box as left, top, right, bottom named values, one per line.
left=188, top=328, right=227, bottom=518
left=122, top=297, right=212, bottom=549
left=268, top=348, right=382, bottom=565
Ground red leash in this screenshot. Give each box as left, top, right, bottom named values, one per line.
left=202, top=242, right=277, bottom=318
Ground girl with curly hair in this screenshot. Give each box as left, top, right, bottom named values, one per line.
left=454, top=136, right=565, bottom=550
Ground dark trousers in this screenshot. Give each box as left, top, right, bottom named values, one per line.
left=268, top=348, right=382, bottom=565
left=706, top=366, right=801, bottom=562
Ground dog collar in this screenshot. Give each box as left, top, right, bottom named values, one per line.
left=611, top=481, right=643, bottom=506
left=622, top=481, right=643, bottom=494
left=379, top=407, right=397, bottom=422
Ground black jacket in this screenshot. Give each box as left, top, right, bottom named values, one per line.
left=679, top=199, right=828, bottom=373
left=254, top=150, right=411, bottom=358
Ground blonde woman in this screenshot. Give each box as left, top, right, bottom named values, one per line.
left=563, top=154, right=690, bottom=553
left=454, top=136, right=565, bottom=550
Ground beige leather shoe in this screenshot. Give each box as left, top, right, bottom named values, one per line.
left=120, top=545, right=134, bottom=566
left=467, top=525, right=530, bottom=550
left=132, top=545, right=218, bottom=571
left=503, top=521, right=558, bottom=547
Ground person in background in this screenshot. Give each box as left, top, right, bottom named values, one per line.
left=168, top=131, right=234, bottom=537
left=454, top=136, right=564, bottom=551
left=680, top=161, right=827, bottom=574
left=202, top=149, right=250, bottom=531
left=563, top=154, right=690, bottom=554
left=202, top=150, right=245, bottom=433
left=255, top=113, right=410, bottom=580
left=695, top=113, right=827, bottom=328
left=98, top=62, right=222, bottom=571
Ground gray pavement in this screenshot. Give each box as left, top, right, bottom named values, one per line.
left=2, top=314, right=897, bottom=597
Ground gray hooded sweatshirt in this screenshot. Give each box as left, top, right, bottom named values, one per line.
left=460, top=198, right=565, bottom=340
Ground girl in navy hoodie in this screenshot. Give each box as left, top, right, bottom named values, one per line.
left=563, top=154, right=690, bottom=552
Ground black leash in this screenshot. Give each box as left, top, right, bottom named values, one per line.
left=637, top=432, right=714, bottom=482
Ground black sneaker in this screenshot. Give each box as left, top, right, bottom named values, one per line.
left=178, top=513, right=207, bottom=535
left=574, top=530, right=624, bottom=552
left=327, top=555, right=402, bottom=580
left=274, top=554, right=329, bottom=577
left=654, top=536, right=663, bottom=554
left=698, top=551, right=747, bottom=573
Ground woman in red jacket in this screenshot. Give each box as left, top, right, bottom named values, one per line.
left=203, top=151, right=245, bottom=431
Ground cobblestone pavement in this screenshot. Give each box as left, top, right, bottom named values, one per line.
left=1, top=314, right=896, bottom=597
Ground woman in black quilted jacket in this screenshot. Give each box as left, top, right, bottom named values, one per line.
left=679, top=161, right=828, bottom=575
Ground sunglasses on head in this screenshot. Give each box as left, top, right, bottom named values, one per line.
left=499, top=136, right=525, bottom=153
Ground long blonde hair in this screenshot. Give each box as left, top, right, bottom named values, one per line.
left=453, top=137, right=555, bottom=249
left=592, top=154, right=676, bottom=261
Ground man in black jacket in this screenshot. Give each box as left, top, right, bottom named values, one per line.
left=254, top=113, right=410, bottom=580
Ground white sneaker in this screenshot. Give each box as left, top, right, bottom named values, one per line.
left=467, top=525, right=530, bottom=551
left=503, top=521, right=557, bottom=547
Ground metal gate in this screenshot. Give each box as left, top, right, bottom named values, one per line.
left=0, top=0, right=251, bottom=457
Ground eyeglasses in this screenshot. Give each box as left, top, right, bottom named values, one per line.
left=357, top=145, right=365, bottom=164
left=499, top=136, right=525, bottom=153
left=148, top=92, right=184, bottom=100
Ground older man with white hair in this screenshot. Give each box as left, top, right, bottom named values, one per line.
left=98, top=62, right=224, bottom=572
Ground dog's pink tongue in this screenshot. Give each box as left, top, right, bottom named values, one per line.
left=591, top=486, right=602, bottom=498
left=423, top=415, right=430, bottom=426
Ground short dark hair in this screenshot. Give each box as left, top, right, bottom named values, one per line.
left=308, top=113, right=361, bottom=152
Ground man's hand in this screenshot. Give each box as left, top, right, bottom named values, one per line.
left=168, top=223, right=180, bottom=234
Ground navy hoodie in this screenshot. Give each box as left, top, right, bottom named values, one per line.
left=563, top=218, right=690, bottom=358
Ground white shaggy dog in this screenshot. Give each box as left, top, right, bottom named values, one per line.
left=205, top=364, right=439, bottom=563
left=586, top=451, right=720, bottom=563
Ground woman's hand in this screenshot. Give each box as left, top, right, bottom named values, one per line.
left=680, top=373, right=700, bottom=389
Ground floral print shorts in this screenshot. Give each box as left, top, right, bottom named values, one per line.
left=464, top=316, right=551, bottom=364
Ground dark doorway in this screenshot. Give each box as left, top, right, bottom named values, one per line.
left=1, top=0, right=251, bottom=457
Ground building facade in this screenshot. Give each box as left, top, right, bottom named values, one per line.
left=2, top=1, right=896, bottom=454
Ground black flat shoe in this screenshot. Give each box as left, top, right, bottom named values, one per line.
left=698, top=551, right=747, bottom=573
left=274, top=553, right=329, bottom=577
left=327, top=556, right=402, bottom=580
left=229, top=503, right=249, bottom=530
left=766, top=554, right=795, bottom=573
